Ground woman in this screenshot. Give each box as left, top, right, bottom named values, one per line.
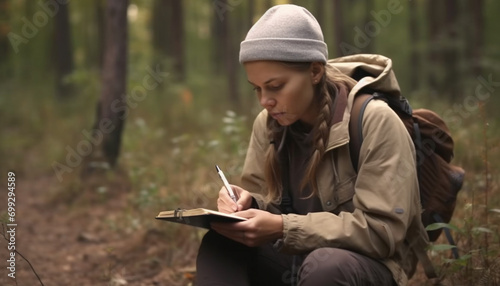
left=196, top=4, right=429, bottom=286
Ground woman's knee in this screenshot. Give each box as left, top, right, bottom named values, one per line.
left=298, top=248, right=365, bottom=286
left=299, top=248, right=349, bottom=279
left=298, top=248, right=393, bottom=286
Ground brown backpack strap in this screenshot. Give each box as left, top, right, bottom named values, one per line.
left=349, top=93, right=374, bottom=171
left=331, top=87, right=348, bottom=125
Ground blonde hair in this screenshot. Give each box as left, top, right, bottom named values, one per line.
left=264, top=63, right=357, bottom=203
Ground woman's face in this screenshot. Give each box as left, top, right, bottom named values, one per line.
left=244, top=61, right=323, bottom=127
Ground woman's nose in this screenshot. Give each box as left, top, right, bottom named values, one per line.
left=259, top=92, right=276, bottom=108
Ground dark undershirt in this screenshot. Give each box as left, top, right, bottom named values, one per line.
left=286, top=121, right=323, bottom=215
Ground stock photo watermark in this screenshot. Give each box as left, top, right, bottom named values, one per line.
left=8, top=0, right=70, bottom=53
left=51, top=65, right=169, bottom=182
left=443, top=74, right=499, bottom=127
left=6, top=172, right=17, bottom=279
left=380, top=72, right=498, bottom=188
left=340, top=0, right=404, bottom=55
left=213, top=0, right=242, bottom=21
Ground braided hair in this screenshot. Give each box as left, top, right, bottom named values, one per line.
left=264, top=62, right=356, bottom=203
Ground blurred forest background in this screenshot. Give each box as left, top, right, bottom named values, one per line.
left=0, top=0, right=499, bottom=285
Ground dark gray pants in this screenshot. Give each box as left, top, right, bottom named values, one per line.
left=196, top=231, right=395, bottom=286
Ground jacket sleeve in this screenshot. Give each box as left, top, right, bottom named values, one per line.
left=240, top=110, right=282, bottom=214
left=280, top=100, right=421, bottom=259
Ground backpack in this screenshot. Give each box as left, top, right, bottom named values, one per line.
left=349, top=92, right=465, bottom=249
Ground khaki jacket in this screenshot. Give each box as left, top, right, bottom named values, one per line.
left=240, top=54, right=430, bottom=285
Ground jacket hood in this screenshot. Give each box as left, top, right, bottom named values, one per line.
left=329, top=54, right=402, bottom=98
left=323, top=54, right=402, bottom=151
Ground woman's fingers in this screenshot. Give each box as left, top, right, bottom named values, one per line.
left=231, top=185, right=253, bottom=211
left=217, top=186, right=238, bottom=213
left=217, top=184, right=253, bottom=213
left=211, top=210, right=283, bottom=247
left=211, top=223, right=245, bottom=244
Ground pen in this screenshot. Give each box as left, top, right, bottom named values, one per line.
left=215, top=165, right=238, bottom=203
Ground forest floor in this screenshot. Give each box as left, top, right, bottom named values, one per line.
left=0, top=171, right=197, bottom=286
left=0, top=171, right=431, bottom=286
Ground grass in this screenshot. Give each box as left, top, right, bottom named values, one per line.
left=1, top=69, right=499, bottom=285
left=420, top=99, right=500, bottom=285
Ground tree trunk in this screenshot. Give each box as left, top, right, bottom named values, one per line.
left=0, top=0, right=9, bottom=77
left=363, top=0, right=375, bottom=54
left=170, top=0, right=184, bottom=81
left=212, top=1, right=226, bottom=73
left=426, top=0, right=442, bottom=92
left=85, top=0, right=128, bottom=173
left=443, top=0, right=458, bottom=98
left=151, top=0, right=184, bottom=81
left=264, top=0, right=272, bottom=10
left=152, top=0, right=170, bottom=56
left=247, top=0, right=254, bottom=30
left=82, top=0, right=104, bottom=70
left=315, top=0, right=324, bottom=32
left=22, top=1, right=36, bottom=79
left=96, top=0, right=105, bottom=70
left=468, top=0, right=483, bottom=76
left=54, top=2, right=74, bottom=98
left=333, top=0, right=344, bottom=57
left=408, top=0, right=420, bottom=90
left=223, top=1, right=238, bottom=105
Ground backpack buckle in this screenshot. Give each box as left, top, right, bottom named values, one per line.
left=372, top=92, right=413, bottom=117
left=399, top=97, right=413, bottom=116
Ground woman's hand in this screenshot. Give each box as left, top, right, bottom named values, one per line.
left=211, top=209, right=283, bottom=247
left=217, top=184, right=253, bottom=213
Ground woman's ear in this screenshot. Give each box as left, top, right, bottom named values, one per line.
left=311, top=62, right=325, bottom=84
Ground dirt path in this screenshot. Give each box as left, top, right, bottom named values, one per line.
left=1, top=173, right=196, bottom=286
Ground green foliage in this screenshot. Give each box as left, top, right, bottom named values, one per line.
left=429, top=244, right=457, bottom=252
left=426, top=222, right=460, bottom=232
left=429, top=208, right=500, bottom=284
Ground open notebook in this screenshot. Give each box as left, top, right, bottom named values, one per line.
left=155, top=208, right=247, bottom=229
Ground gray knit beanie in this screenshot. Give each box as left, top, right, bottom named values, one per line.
left=239, top=4, right=328, bottom=64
